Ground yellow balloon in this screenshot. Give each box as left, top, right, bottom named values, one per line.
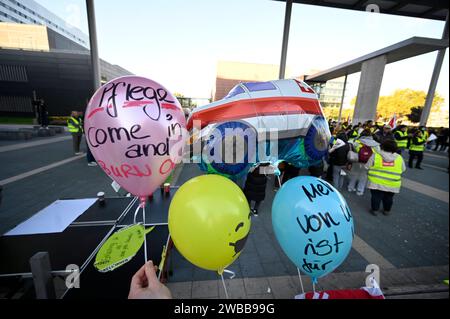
left=168, top=174, right=251, bottom=273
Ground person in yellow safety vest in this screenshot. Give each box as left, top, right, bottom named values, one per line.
left=408, top=129, right=426, bottom=169
left=368, top=121, right=379, bottom=135
left=67, top=111, right=84, bottom=155
left=419, top=126, right=429, bottom=140
left=365, top=139, right=406, bottom=216
left=347, top=125, right=360, bottom=143
left=419, top=126, right=429, bottom=149
left=348, top=129, right=379, bottom=196
left=342, top=122, right=349, bottom=131
left=394, top=125, right=408, bottom=154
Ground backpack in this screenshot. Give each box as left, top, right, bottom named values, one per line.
left=358, top=145, right=373, bottom=163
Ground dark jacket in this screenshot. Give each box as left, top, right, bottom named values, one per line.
left=329, top=142, right=350, bottom=166
left=374, top=131, right=394, bottom=144
left=394, top=131, right=408, bottom=142
left=244, top=171, right=267, bottom=202
left=40, top=105, right=49, bottom=126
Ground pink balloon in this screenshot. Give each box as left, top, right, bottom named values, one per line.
left=84, top=76, right=187, bottom=201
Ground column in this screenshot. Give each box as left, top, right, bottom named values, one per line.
left=352, top=55, right=387, bottom=124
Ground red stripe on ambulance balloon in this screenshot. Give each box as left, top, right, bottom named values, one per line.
left=186, top=96, right=322, bottom=130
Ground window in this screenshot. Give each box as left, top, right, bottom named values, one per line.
left=225, top=85, right=245, bottom=99
left=0, top=65, right=28, bottom=82
left=0, top=95, right=33, bottom=113
left=243, top=81, right=276, bottom=92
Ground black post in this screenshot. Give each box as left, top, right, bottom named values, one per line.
left=30, top=252, right=56, bottom=299
left=279, top=0, right=293, bottom=79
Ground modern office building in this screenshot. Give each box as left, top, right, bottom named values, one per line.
left=0, top=0, right=88, bottom=48
left=297, top=70, right=346, bottom=109
left=0, top=48, right=133, bottom=116
left=308, top=78, right=346, bottom=109
left=0, top=1, right=132, bottom=117
left=0, top=22, right=87, bottom=51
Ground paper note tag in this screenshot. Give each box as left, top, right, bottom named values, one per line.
left=94, top=224, right=155, bottom=272
left=158, top=245, right=167, bottom=272
left=111, top=180, right=121, bottom=193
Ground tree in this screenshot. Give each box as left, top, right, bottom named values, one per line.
left=407, top=106, right=423, bottom=123
left=322, top=106, right=354, bottom=121
left=322, top=106, right=339, bottom=119
left=350, top=89, right=445, bottom=120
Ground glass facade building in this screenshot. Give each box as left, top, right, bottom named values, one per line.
left=0, top=0, right=88, bottom=48
left=310, top=78, right=346, bottom=109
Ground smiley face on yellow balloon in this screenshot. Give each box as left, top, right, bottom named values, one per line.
left=228, top=214, right=251, bottom=257
left=168, top=175, right=251, bottom=273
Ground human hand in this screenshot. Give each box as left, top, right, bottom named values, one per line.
left=128, top=260, right=172, bottom=299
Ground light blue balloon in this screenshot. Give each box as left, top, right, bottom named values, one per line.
left=272, top=176, right=354, bottom=282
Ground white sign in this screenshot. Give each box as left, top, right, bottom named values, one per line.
left=5, top=199, right=97, bottom=236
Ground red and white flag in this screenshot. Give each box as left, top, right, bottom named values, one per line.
left=388, top=114, right=397, bottom=129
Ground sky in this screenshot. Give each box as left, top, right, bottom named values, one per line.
left=35, top=0, right=449, bottom=109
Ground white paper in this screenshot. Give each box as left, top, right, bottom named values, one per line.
left=111, top=180, right=121, bottom=193
left=4, top=198, right=97, bottom=236
left=427, top=133, right=437, bottom=142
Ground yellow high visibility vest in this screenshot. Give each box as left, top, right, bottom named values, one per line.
left=67, top=117, right=82, bottom=133
left=395, top=131, right=408, bottom=148
left=409, top=137, right=425, bottom=152
left=353, top=139, right=362, bottom=152
left=368, top=153, right=403, bottom=189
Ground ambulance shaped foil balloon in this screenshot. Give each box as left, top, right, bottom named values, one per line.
left=186, top=79, right=331, bottom=178
left=84, top=76, right=187, bottom=202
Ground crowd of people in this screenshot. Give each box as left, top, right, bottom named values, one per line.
left=243, top=119, right=448, bottom=218
left=324, top=119, right=447, bottom=215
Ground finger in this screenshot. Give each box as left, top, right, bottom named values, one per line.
left=130, top=264, right=146, bottom=288
left=144, top=260, right=158, bottom=284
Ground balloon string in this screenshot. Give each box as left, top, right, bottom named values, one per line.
left=143, top=204, right=148, bottom=263
left=220, top=273, right=229, bottom=299
left=223, top=269, right=236, bottom=279
left=297, top=268, right=305, bottom=294
left=313, top=281, right=316, bottom=294
left=133, top=204, right=141, bottom=225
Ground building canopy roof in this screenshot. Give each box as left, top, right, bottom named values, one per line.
left=305, top=37, right=449, bottom=82
left=275, top=0, right=448, bottom=21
